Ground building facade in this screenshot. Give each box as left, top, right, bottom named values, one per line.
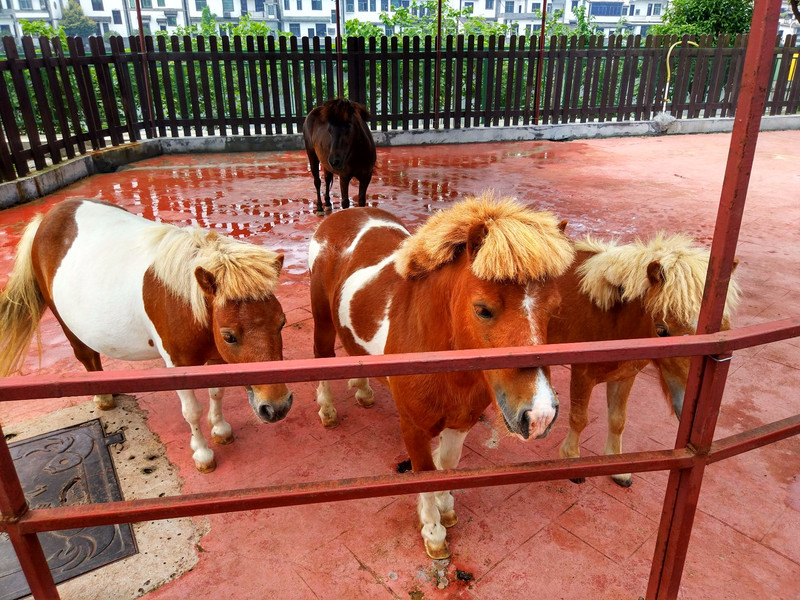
left=0, top=0, right=798, bottom=41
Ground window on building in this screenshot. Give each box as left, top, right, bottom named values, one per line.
left=653, top=3, right=661, bottom=15
left=19, top=0, right=33, bottom=8
left=223, top=0, right=234, bottom=10
left=384, top=25, right=393, bottom=36
left=296, top=0, right=302, bottom=8
left=142, top=0, right=152, bottom=8
left=358, top=0, right=367, bottom=10
left=112, top=9, right=122, bottom=23
left=381, top=0, right=388, bottom=9
left=504, top=0, right=513, bottom=12
left=647, top=3, right=652, bottom=15
left=160, top=24, right=167, bottom=30
left=267, top=3, right=275, bottom=14
left=464, top=1, right=472, bottom=11
left=485, top=0, right=493, bottom=9
left=531, top=2, right=540, bottom=10
left=0, top=25, right=10, bottom=36
left=91, top=0, right=103, bottom=10
left=289, top=22, right=301, bottom=35
left=571, top=0, right=577, bottom=7
left=628, top=4, right=634, bottom=14
left=316, top=23, right=326, bottom=35
left=589, top=1, right=622, bottom=16
left=312, top=0, right=321, bottom=8
left=518, top=4, right=521, bottom=11
left=157, top=0, right=165, bottom=6
left=167, top=14, right=177, bottom=25
left=346, top=0, right=354, bottom=10
left=369, top=0, right=375, bottom=10
left=195, top=0, right=207, bottom=10
left=330, top=9, right=336, bottom=22
left=284, top=0, right=289, bottom=9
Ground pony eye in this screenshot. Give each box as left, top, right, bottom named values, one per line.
left=474, top=305, right=494, bottom=320
left=655, top=324, right=670, bottom=337
left=221, top=331, right=238, bottom=344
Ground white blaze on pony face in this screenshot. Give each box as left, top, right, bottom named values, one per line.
left=522, top=281, right=546, bottom=346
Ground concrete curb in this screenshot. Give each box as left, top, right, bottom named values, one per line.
left=1, top=115, right=798, bottom=210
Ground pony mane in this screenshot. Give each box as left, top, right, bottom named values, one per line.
left=146, top=225, right=283, bottom=326
left=575, top=233, right=741, bottom=325
left=319, top=98, right=371, bottom=124
left=394, top=191, right=574, bottom=282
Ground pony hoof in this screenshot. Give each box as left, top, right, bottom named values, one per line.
left=316, top=210, right=325, bottom=217
left=212, top=432, right=234, bottom=445
left=612, top=474, right=633, bottom=488
left=424, top=539, right=451, bottom=560
left=570, top=477, right=586, bottom=485
left=93, top=394, right=116, bottom=410
left=195, top=458, right=217, bottom=473
left=354, top=390, right=374, bottom=408
left=440, top=510, right=458, bottom=528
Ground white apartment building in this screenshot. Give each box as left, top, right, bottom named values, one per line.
left=0, top=0, right=797, bottom=41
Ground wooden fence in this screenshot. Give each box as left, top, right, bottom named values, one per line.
left=0, top=32, right=799, bottom=183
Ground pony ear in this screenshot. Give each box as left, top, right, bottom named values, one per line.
left=557, top=219, right=568, bottom=233
left=466, top=222, right=488, bottom=262
left=195, top=267, right=217, bottom=296
left=646, top=260, right=663, bottom=287
left=731, top=258, right=739, bottom=274
left=274, top=253, right=285, bottom=274
left=355, top=103, right=372, bottom=121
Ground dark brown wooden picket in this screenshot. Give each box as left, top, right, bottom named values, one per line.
left=0, top=32, right=798, bottom=183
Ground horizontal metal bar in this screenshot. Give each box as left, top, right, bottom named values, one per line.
left=1, top=318, right=797, bottom=402
left=708, top=413, right=800, bottom=464
left=8, top=448, right=695, bottom=533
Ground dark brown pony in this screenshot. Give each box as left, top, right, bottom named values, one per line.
left=308, top=193, right=574, bottom=558
left=303, top=98, right=376, bottom=216
left=550, top=233, right=740, bottom=487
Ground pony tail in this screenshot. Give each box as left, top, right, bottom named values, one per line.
left=0, top=215, right=46, bottom=376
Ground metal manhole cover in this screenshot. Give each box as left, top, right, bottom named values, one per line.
left=0, top=419, right=137, bottom=600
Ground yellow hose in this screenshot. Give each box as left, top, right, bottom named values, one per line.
left=663, top=40, right=700, bottom=113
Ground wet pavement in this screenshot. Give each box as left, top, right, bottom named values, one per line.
left=1, top=130, right=799, bottom=599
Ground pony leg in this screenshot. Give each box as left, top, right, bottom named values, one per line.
left=339, top=175, right=352, bottom=209
left=64, top=332, right=115, bottom=410
left=177, top=388, right=215, bottom=473
left=347, top=377, right=374, bottom=407
left=308, top=151, right=324, bottom=216
left=208, top=387, right=233, bottom=445
left=606, top=377, right=636, bottom=488
left=432, top=428, right=468, bottom=528
left=559, top=370, right=594, bottom=484
left=356, top=173, right=372, bottom=207
left=316, top=380, right=339, bottom=428
left=401, top=419, right=449, bottom=559
left=323, top=170, right=334, bottom=211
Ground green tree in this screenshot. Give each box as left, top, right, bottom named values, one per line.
left=60, top=0, right=98, bottom=38
left=373, top=0, right=515, bottom=38
left=649, top=0, right=753, bottom=36
left=571, top=5, right=600, bottom=37
left=20, top=19, right=67, bottom=43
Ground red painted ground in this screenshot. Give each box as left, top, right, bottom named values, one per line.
left=1, top=131, right=799, bottom=599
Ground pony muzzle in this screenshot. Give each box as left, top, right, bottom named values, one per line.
left=496, top=392, right=559, bottom=441
left=247, top=386, right=293, bottom=423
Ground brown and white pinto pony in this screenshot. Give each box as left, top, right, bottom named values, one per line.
left=0, top=198, right=292, bottom=473
left=308, top=193, right=575, bottom=559
left=303, top=97, right=376, bottom=216
left=551, top=233, right=740, bottom=487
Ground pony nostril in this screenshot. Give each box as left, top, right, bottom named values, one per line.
left=258, top=403, right=275, bottom=422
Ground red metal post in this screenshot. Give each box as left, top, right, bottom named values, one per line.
left=646, top=0, right=783, bottom=597
left=0, top=422, right=60, bottom=599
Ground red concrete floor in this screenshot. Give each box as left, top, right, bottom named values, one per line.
left=1, top=130, right=799, bottom=599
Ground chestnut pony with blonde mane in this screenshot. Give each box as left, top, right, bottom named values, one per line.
left=0, top=198, right=292, bottom=473
left=308, top=193, right=574, bottom=558
left=551, top=233, right=740, bottom=487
